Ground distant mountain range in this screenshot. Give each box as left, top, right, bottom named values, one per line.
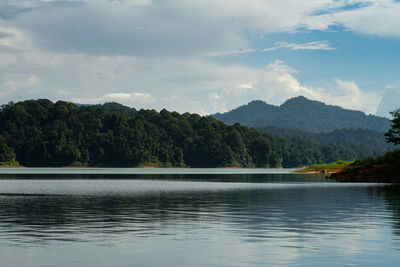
left=212, top=96, right=391, bottom=133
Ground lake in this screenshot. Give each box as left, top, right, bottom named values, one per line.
left=0, top=168, right=399, bottom=266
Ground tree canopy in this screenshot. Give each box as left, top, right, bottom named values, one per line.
left=385, top=109, right=400, bottom=145
left=0, top=134, right=15, bottom=162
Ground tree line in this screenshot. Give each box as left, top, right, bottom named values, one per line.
left=0, top=99, right=392, bottom=167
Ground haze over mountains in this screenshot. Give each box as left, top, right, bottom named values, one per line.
left=212, top=96, right=390, bottom=133
left=375, top=87, right=400, bottom=118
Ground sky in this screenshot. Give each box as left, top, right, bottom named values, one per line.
left=0, top=0, right=400, bottom=117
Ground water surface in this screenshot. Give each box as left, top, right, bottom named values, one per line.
left=0, top=169, right=399, bottom=266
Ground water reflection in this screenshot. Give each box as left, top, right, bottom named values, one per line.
left=376, top=185, right=400, bottom=236
left=0, top=177, right=399, bottom=266
left=0, top=180, right=393, bottom=243
left=0, top=173, right=329, bottom=182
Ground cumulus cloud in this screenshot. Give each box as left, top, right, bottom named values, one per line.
left=0, top=42, right=381, bottom=114
left=208, top=60, right=381, bottom=114
left=328, top=79, right=380, bottom=114
left=0, top=47, right=260, bottom=113
left=71, top=92, right=154, bottom=107
left=263, top=60, right=322, bottom=100
left=0, top=0, right=393, bottom=115
left=262, top=61, right=380, bottom=114
left=208, top=82, right=256, bottom=113
left=375, top=86, right=400, bottom=117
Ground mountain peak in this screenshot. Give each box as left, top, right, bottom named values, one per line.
left=212, top=96, right=390, bottom=133
left=280, top=96, right=323, bottom=108
left=283, top=95, right=308, bottom=102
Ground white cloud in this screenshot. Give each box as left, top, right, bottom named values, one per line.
left=203, top=41, right=335, bottom=57
left=261, top=61, right=380, bottom=114
left=263, top=60, right=321, bottom=100
left=307, top=1, right=400, bottom=38
left=3, top=0, right=375, bottom=57
left=0, top=33, right=382, bottom=114
left=0, top=1, right=392, bottom=115
left=208, top=93, right=221, bottom=100
left=27, top=74, right=40, bottom=86
left=1, top=0, right=400, bottom=59
left=263, top=41, right=336, bottom=52
left=71, top=92, right=154, bottom=107
left=329, top=79, right=380, bottom=114
left=208, top=60, right=381, bottom=114
left=376, top=86, right=400, bottom=117
left=223, top=82, right=255, bottom=96
left=0, top=26, right=32, bottom=50
left=0, top=47, right=262, bottom=113
left=208, top=82, right=256, bottom=113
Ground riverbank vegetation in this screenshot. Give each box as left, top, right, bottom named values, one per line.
left=296, top=160, right=353, bottom=174
left=331, top=109, right=400, bottom=182
left=0, top=161, right=22, bottom=167
left=330, top=150, right=400, bottom=182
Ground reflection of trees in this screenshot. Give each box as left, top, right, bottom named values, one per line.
left=0, top=173, right=327, bottom=182
left=0, top=182, right=388, bottom=244
left=376, top=185, right=400, bottom=236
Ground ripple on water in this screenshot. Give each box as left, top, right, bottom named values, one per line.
left=0, top=176, right=399, bottom=266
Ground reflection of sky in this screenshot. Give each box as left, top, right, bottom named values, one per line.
left=0, top=179, right=399, bottom=266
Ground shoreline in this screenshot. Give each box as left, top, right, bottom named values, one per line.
left=296, top=168, right=344, bottom=175
left=330, top=150, right=400, bottom=183
left=1, top=166, right=290, bottom=169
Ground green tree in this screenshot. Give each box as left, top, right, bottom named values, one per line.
left=0, top=135, right=15, bottom=162
left=385, top=109, right=400, bottom=145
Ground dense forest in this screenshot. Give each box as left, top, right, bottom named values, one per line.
left=258, top=126, right=393, bottom=154
left=0, top=99, right=392, bottom=168
left=212, top=96, right=390, bottom=133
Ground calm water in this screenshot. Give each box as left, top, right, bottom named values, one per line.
left=0, top=169, right=399, bottom=266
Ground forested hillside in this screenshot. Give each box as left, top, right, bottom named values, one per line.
left=259, top=126, right=393, bottom=155
left=212, top=96, right=390, bottom=133
left=0, top=99, right=389, bottom=168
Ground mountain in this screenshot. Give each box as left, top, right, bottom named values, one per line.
left=212, top=96, right=390, bottom=133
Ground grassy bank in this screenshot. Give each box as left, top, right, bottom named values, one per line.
left=0, top=161, right=23, bottom=167
left=295, top=160, right=353, bottom=174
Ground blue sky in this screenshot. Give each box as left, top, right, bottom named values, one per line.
left=0, top=0, right=399, bottom=116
